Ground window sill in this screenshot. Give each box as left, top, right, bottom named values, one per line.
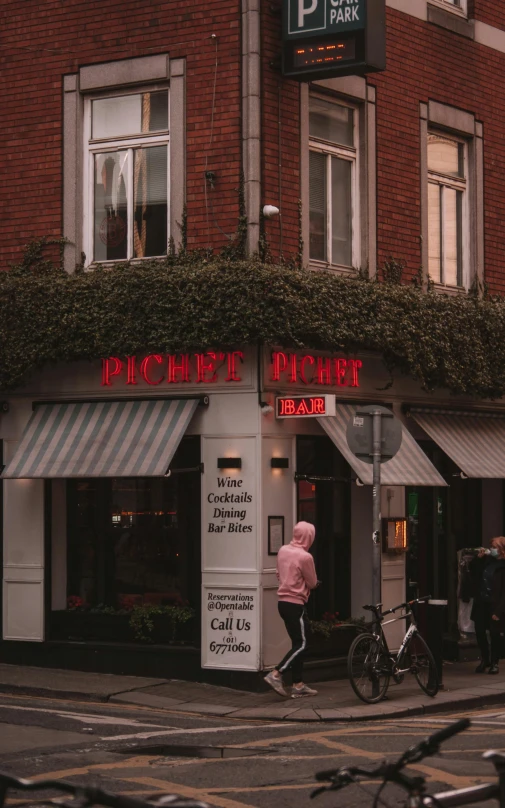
left=427, top=5, right=474, bottom=39
left=431, top=281, right=468, bottom=296
left=84, top=256, right=169, bottom=271
left=308, top=260, right=357, bottom=276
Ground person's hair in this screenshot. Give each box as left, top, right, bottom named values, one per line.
left=492, top=536, right=505, bottom=555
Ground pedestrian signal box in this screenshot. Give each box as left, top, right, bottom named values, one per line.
left=282, top=0, right=386, bottom=81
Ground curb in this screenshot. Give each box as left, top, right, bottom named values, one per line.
left=1, top=682, right=504, bottom=722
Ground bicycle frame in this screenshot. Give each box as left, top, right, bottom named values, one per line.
left=368, top=599, right=426, bottom=677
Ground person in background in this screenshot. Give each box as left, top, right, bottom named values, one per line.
left=264, top=521, right=319, bottom=698
left=471, top=536, right=505, bottom=674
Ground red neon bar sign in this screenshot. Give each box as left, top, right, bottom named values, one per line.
left=271, top=351, right=362, bottom=387
left=276, top=395, right=337, bottom=419
left=102, top=352, right=244, bottom=386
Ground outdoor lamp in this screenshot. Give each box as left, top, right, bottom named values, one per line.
left=271, top=457, right=289, bottom=469
left=217, top=457, right=242, bottom=469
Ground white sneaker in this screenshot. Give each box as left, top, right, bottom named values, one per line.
left=264, top=671, right=289, bottom=697
left=291, top=683, right=318, bottom=698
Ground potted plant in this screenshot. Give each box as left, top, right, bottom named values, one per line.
left=51, top=597, right=132, bottom=642
left=129, top=603, right=196, bottom=644
left=308, top=612, right=366, bottom=658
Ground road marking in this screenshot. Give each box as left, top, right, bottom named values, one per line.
left=104, top=722, right=290, bottom=741
left=0, top=703, right=171, bottom=729
left=125, top=776, right=257, bottom=808
left=31, top=757, right=163, bottom=781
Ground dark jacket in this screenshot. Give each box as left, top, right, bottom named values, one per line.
left=470, top=556, right=505, bottom=631
left=491, top=563, right=505, bottom=631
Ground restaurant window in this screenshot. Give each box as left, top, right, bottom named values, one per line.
left=64, top=436, right=201, bottom=618
left=427, top=132, right=468, bottom=288
left=84, top=89, right=169, bottom=263
left=309, top=95, right=359, bottom=269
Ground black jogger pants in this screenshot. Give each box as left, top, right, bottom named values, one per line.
left=275, top=600, right=309, bottom=684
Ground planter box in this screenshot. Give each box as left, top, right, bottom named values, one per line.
left=51, top=610, right=197, bottom=645
left=51, top=611, right=132, bottom=642
left=307, top=625, right=360, bottom=659
left=140, top=614, right=196, bottom=645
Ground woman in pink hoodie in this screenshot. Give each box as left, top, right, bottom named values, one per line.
left=264, top=521, right=319, bottom=698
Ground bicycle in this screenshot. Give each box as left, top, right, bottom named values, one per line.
left=312, top=717, right=505, bottom=807
left=347, top=595, right=439, bottom=704
left=0, top=772, right=211, bottom=808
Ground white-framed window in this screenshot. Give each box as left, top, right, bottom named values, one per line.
left=428, top=0, right=467, bottom=16
left=308, top=95, right=359, bottom=269
left=83, top=88, right=170, bottom=263
left=427, top=132, right=468, bottom=288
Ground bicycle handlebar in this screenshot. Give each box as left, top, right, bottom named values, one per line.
left=425, top=719, right=471, bottom=749
left=312, top=718, right=471, bottom=800
left=0, top=772, right=210, bottom=808
left=363, top=595, right=432, bottom=618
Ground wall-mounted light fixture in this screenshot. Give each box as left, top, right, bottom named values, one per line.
left=271, top=457, right=289, bottom=469
left=217, top=457, right=242, bottom=469
left=382, top=518, right=408, bottom=553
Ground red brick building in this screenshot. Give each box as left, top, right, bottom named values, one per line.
left=1, top=0, right=505, bottom=679
left=1, top=0, right=504, bottom=292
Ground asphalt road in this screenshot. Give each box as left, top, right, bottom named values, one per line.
left=0, top=692, right=504, bottom=808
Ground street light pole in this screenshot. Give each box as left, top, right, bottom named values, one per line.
left=372, top=410, right=382, bottom=609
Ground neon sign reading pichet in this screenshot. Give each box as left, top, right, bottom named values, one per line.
left=271, top=351, right=362, bottom=387
left=101, top=352, right=244, bottom=386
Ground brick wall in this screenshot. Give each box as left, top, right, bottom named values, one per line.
left=3, top=2, right=505, bottom=295
left=260, top=6, right=505, bottom=293
left=473, top=1, right=505, bottom=32
left=0, top=0, right=242, bottom=269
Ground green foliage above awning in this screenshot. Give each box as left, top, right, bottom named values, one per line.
left=2, top=240, right=505, bottom=398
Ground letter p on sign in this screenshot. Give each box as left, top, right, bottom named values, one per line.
left=298, top=0, right=318, bottom=28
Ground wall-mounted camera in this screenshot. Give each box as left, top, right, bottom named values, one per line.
left=0, top=401, right=9, bottom=414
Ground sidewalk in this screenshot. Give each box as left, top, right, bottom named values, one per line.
left=0, top=661, right=504, bottom=722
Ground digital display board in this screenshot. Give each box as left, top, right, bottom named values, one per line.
left=292, top=38, right=356, bottom=68
left=282, top=0, right=385, bottom=81
left=276, top=395, right=337, bottom=418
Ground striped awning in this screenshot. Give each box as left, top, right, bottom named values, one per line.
left=2, top=399, right=198, bottom=478
left=318, top=404, right=447, bottom=486
left=409, top=408, right=505, bottom=478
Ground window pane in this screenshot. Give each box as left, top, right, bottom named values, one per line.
left=428, top=134, right=464, bottom=178
left=428, top=182, right=441, bottom=283
left=134, top=146, right=168, bottom=258
left=309, top=97, right=353, bottom=147
left=331, top=156, right=352, bottom=266
left=443, top=187, right=463, bottom=286
left=94, top=151, right=128, bottom=262
left=92, top=92, right=169, bottom=139
left=309, top=151, right=327, bottom=261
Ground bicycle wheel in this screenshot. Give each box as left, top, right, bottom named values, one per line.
left=348, top=633, right=390, bottom=704
left=406, top=632, right=439, bottom=697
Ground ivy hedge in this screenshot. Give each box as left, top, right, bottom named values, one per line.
left=2, top=240, right=505, bottom=398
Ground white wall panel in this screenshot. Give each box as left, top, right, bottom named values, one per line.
left=4, top=578, right=44, bottom=641
left=3, top=439, right=45, bottom=641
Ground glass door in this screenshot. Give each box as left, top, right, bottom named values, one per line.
left=296, top=436, right=351, bottom=620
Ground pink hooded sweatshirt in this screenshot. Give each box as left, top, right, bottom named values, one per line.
left=277, top=521, right=318, bottom=605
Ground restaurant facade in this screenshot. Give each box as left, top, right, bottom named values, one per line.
left=4, top=0, right=505, bottom=680
left=1, top=341, right=504, bottom=681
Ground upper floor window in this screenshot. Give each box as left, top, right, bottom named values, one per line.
left=427, top=133, right=468, bottom=288
left=84, top=89, right=169, bottom=263
left=428, top=0, right=467, bottom=15
left=309, top=96, right=358, bottom=269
